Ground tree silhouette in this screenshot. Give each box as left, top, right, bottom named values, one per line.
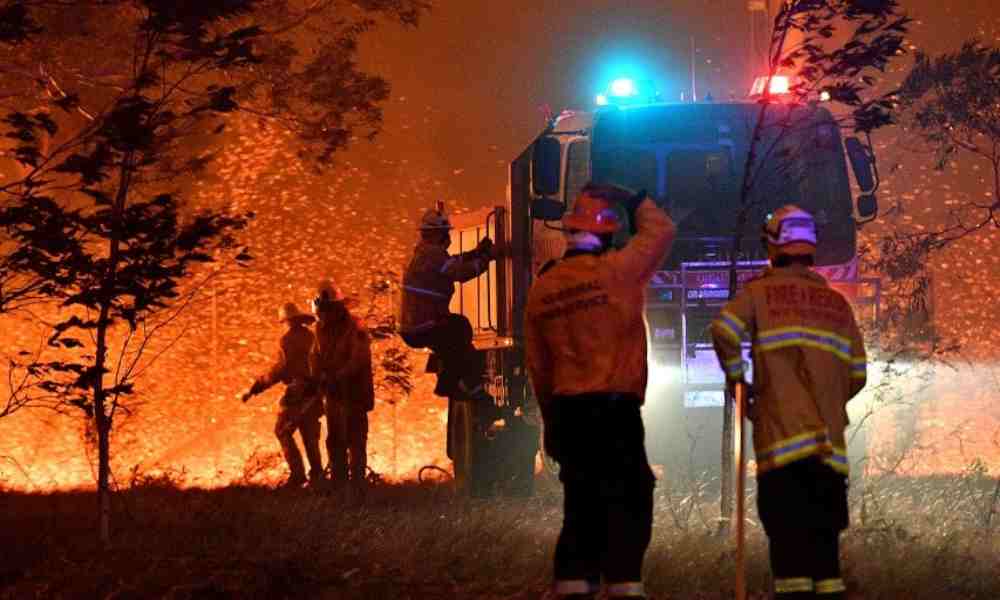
left=857, top=41, right=1000, bottom=355
left=0, top=0, right=426, bottom=544
left=891, top=42, right=1000, bottom=247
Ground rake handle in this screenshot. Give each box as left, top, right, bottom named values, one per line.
left=734, top=382, right=748, bottom=600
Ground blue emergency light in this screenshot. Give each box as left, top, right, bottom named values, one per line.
left=610, top=78, right=638, bottom=97
left=595, top=77, right=659, bottom=107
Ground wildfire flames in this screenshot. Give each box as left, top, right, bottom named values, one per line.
left=3, top=112, right=1000, bottom=492
left=0, top=115, right=458, bottom=491
left=1, top=377, right=450, bottom=490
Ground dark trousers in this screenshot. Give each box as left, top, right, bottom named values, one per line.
left=549, top=394, right=655, bottom=594
left=326, top=401, right=369, bottom=485
left=274, top=402, right=323, bottom=483
left=401, top=314, right=486, bottom=396
left=757, top=458, right=849, bottom=600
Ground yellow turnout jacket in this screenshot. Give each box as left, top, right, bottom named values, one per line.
left=524, top=199, right=675, bottom=409
left=710, top=264, right=867, bottom=475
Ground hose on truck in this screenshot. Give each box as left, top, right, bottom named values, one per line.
left=418, top=464, right=453, bottom=484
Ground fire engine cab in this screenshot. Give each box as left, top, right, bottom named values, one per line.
left=442, top=77, right=882, bottom=491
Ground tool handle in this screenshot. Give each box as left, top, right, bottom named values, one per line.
left=734, top=382, right=748, bottom=600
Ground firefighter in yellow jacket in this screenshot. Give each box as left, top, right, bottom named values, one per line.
left=525, top=183, right=675, bottom=600
left=241, top=303, right=324, bottom=488
left=711, top=205, right=867, bottom=600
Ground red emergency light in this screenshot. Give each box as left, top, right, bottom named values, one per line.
left=749, top=75, right=792, bottom=98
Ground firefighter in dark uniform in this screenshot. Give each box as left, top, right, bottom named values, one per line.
left=241, top=302, right=324, bottom=488
left=711, top=205, right=867, bottom=600
left=525, top=183, right=675, bottom=600
left=399, top=205, right=496, bottom=403
left=310, top=281, right=374, bottom=490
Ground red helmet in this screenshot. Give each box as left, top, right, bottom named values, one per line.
left=562, top=193, right=622, bottom=234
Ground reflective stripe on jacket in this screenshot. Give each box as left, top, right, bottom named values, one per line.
left=400, top=240, right=489, bottom=333
left=524, top=199, right=676, bottom=409
left=710, top=264, right=867, bottom=475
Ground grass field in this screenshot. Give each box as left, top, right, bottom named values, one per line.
left=2, top=471, right=999, bottom=599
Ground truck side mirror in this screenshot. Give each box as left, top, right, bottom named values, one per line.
left=844, top=137, right=876, bottom=193
left=857, top=193, right=878, bottom=219
left=531, top=198, right=566, bottom=221
left=531, top=137, right=561, bottom=197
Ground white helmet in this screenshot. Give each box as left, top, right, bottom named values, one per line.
left=418, top=201, right=452, bottom=230
left=764, top=205, right=817, bottom=257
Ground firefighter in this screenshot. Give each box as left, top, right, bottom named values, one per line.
left=524, top=183, right=675, bottom=600
left=399, top=204, right=496, bottom=404
left=310, top=281, right=375, bottom=490
left=710, top=205, right=867, bottom=600
left=241, top=302, right=324, bottom=488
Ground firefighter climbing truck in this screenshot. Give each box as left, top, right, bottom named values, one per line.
left=443, top=80, right=881, bottom=493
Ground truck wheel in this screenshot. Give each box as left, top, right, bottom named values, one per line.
left=449, top=398, right=475, bottom=493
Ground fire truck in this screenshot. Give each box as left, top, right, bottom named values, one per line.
left=441, top=77, right=881, bottom=494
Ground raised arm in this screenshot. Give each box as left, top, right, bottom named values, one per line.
left=609, top=198, right=676, bottom=286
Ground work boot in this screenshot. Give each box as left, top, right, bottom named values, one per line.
left=308, top=468, right=324, bottom=487
left=280, top=472, right=307, bottom=490
left=549, top=581, right=599, bottom=600
left=607, top=582, right=647, bottom=599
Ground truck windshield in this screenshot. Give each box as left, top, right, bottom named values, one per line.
left=591, top=103, right=856, bottom=267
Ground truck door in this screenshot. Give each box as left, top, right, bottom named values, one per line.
left=509, top=145, right=533, bottom=339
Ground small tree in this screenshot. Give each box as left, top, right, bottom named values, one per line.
left=362, top=269, right=414, bottom=477
left=718, top=0, right=910, bottom=533
left=0, top=2, right=259, bottom=545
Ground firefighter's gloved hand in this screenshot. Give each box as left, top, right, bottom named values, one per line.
left=621, top=188, right=647, bottom=212
left=475, top=236, right=495, bottom=259
left=241, top=380, right=264, bottom=403
left=604, top=184, right=644, bottom=234
left=622, top=189, right=648, bottom=236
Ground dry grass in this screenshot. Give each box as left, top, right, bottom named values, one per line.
left=1, top=470, right=998, bottom=599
